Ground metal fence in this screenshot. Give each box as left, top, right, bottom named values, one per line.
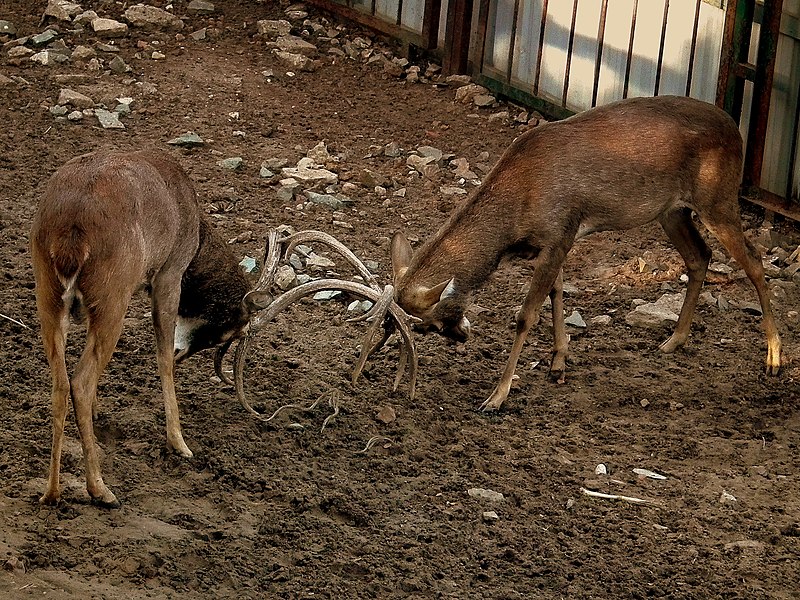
left=306, top=0, right=800, bottom=217
left=478, top=0, right=725, bottom=112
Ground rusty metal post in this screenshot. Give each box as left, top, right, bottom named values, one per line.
left=716, top=0, right=754, bottom=119
left=743, top=0, right=783, bottom=188
left=444, top=0, right=474, bottom=73
left=421, top=0, right=441, bottom=50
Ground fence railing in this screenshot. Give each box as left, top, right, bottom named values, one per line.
left=306, top=0, right=800, bottom=217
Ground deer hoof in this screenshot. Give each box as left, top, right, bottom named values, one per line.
left=479, top=395, right=504, bottom=412
left=169, top=441, right=194, bottom=458
left=766, top=361, right=781, bottom=376
left=90, top=494, right=121, bottom=509
left=658, top=337, right=682, bottom=354
left=88, top=483, right=120, bottom=508
left=39, top=491, right=60, bottom=506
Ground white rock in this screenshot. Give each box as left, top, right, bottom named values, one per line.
left=306, top=254, right=336, bottom=269
left=281, top=157, right=337, bottom=185
left=274, top=265, right=297, bottom=290
left=625, top=292, right=684, bottom=329
left=276, top=34, right=317, bottom=56
left=590, top=315, right=612, bottom=326
left=57, top=88, right=94, bottom=109
left=257, top=19, right=291, bottom=37
left=123, top=5, right=184, bottom=30
left=91, top=17, right=129, bottom=37
left=467, top=487, right=504, bottom=502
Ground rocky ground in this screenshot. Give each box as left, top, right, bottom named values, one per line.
left=1, top=1, right=799, bottom=598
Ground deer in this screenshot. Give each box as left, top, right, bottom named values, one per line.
left=30, top=149, right=255, bottom=507
left=31, top=149, right=418, bottom=508
left=390, top=95, right=782, bottom=413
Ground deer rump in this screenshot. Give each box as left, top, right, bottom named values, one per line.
left=392, top=95, right=782, bottom=412
left=31, top=149, right=251, bottom=508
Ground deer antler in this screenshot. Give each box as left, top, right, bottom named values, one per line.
left=230, top=229, right=419, bottom=421
left=282, top=230, right=381, bottom=290
left=213, top=339, right=235, bottom=386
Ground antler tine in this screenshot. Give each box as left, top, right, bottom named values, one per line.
left=393, top=323, right=418, bottom=401
left=283, top=230, right=381, bottom=291
left=236, top=278, right=418, bottom=405
left=351, top=285, right=394, bottom=385
left=345, top=280, right=394, bottom=324
left=253, top=229, right=284, bottom=292
left=232, top=330, right=275, bottom=422
left=213, top=339, right=235, bottom=386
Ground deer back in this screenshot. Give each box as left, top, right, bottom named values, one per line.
left=392, top=95, right=744, bottom=337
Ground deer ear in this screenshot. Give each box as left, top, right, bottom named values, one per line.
left=422, top=278, right=455, bottom=307
left=243, top=290, right=272, bottom=313
left=391, top=231, right=413, bottom=282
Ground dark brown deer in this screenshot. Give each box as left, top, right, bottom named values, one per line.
left=391, top=95, right=782, bottom=412
left=31, top=149, right=253, bottom=507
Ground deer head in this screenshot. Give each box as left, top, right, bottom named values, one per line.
left=390, top=232, right=471, bottom=343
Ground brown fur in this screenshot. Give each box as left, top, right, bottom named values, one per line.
left=31, top=149, right=252, bottom=507
left=392, top=95, right=782, bottom=411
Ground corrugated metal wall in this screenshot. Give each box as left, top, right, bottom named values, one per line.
left=314, top=0, right=800, bottom=210
left=481, top=0, right=726, bottom=112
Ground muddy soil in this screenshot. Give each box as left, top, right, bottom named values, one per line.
left=1, top=1, right=799, bottom=598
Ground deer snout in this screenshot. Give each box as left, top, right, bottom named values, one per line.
left=446, top=316, right=471, bottom=343
left=416, top=316, right=471, bottom=343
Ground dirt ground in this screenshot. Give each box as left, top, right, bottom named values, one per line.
left=1, top=1, right=799, bottom=598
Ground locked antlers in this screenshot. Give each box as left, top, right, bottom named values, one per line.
left=218, top=229, right=419, bottom=420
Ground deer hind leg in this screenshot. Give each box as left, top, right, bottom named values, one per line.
left=38, top=293, right=71, bottom=506
left=71, top=300, right=128, bottom=507
left=150, top=272, right=192, bottom=457
left=700, top=212, right=782, bottom=375
left=658, top=208, right=712, bottom=353
left=481, top=246, right=570, bottom=412
left=548, top=268, right=569, bottom=382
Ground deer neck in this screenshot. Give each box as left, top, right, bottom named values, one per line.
left=409, top=196, right=513, bottom=294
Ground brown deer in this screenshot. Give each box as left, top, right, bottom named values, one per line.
left=31, top=149, right=253, bottom=507
left=391, top=95, right=782, bottom=412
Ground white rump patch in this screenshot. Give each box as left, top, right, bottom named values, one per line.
left=174, top=317, right=204, bottom=352
left=58, top=272, right=78, bottom=296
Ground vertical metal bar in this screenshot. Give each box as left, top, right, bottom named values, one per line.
left=653, top=0, right=670, bottom=96
left=786, top=88, right=800, bottom=201
left=592, top=0, right=609, bottom=107
left=716, top=0, right=754, bottom=119
left=685, top=0, right=702, bottom=97
left=371, top=0, right=376, bottom=15
left=421, top=0, right=441, bottom=50
left=623, top=0, right=639, bottom=99
left=562, top=0, right=580, bottom=106
left=743, top=0, right=783, bottom=188
left=397, top=0, right=404, bottom=25
left=533, top=0, right=550, bottom=96
left=506, top=0, right=521, bottom=83
left=470, top=0, right=491, bottom=75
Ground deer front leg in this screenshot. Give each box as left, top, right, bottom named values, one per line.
left=481, top=249, right=568, bottom=412
left=548, top=268, right=568, bottom=382
left=151, top=276, right=193, bottom=458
